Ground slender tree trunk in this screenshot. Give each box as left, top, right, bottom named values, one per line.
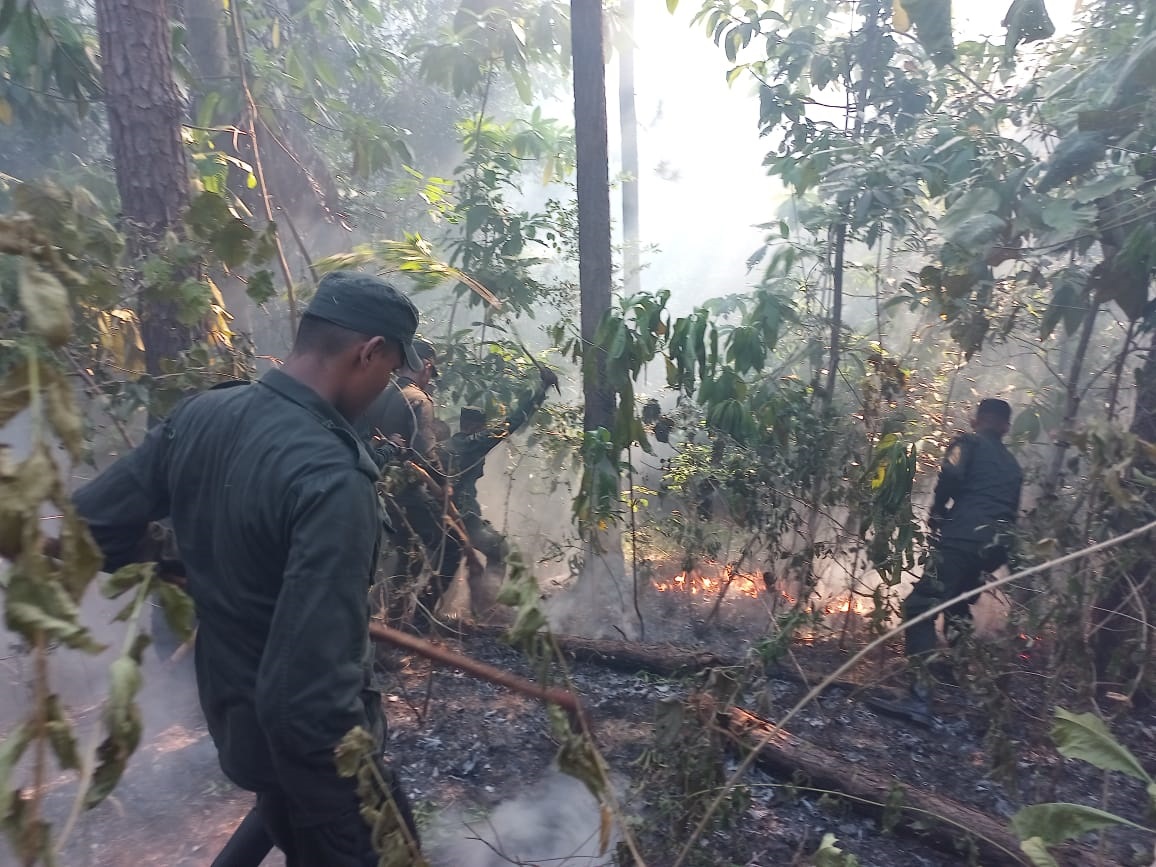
left=95, top=0, right=197, bottom=382
left=567, top=0, right=635, bottom=639
left=1043, top=302, right=1099, bottom=498
left=618, top=0, right=641, bottom=295
left=573, top=0, right=615, bottom=434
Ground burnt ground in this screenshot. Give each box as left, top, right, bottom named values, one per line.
left=7, top=582, right=1156, bottom=867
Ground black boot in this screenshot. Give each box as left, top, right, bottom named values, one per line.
left=867, top=676, right=934, bottom=727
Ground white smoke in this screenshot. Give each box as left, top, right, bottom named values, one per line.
left=429, top=769, right=620, bottom=867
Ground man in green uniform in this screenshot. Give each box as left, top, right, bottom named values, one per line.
left=873, top=398, right=1023, bottom=726
left=440, top=365, right=558, bottom=574
left=72, top=271, right=424, bottom=865
left=359, top=339, right=462, bottom=627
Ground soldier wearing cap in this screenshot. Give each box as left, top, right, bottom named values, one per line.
left=872, top=398, right=1023, bottom=726
left=72, top=270, right=424, bottom=865
left=359, top=339, right=464, bottom=627
left=439, top=365, right=558, bottom=593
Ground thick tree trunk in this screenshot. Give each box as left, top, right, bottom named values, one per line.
left=572, top=0, right=615, bottom=434
left=724, top=706, right=1107, bottom=867
left=618, top=0, right=640, bottom=295
left=95, top=0, right=196, bottom=379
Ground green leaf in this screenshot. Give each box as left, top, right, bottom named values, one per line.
left=666, top=0, right=678, bottom=11
left=1051, top=707, right=1153, bottom=782
left=246, top=269, right=277, bottom=305
left=0, top=0, right=16, bottom=37
left=0, top=723, right=31, bottom=817
left=1011, top=802, right=1148, bottom=845
left=1019, top=837, right=1059, bottom=867
left=939, top=188, right=1005, bottom=250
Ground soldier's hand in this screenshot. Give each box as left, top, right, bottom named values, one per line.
left=539, top=365, right=560, bottom=392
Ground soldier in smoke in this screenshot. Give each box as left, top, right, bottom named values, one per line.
left=359, top=338, right=464, bottom=628
left=873, top=398, right=1024, bottom=726
left=438, top=364, right=558, bottom=596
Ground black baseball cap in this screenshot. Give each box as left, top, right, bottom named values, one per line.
left=305, top=270, right=421, bottom=369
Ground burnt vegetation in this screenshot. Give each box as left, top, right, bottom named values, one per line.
left=2, top=0, right=1156, bottom=865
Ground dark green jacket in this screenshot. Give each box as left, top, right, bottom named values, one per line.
left=73, top=369, right=385, bottom=824
left=439, top=383, right=546, bottom=518
left=932, top=431, right=1023, bottom=549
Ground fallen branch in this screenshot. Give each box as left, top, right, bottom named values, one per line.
left=724, top=705, right=1112, bottom=867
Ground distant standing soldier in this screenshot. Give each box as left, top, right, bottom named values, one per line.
left=439, top=365, right=559, bottom=585
left=875, top=398, right=1023, bottom=725
left=360, top=339, right=462, bottom=627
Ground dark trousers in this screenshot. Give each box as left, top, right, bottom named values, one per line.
left=211, top=765, right=420, bottom=867
left=903, top=543, right=1005, bottom=659
left=403, top=496, right=463, bottom=621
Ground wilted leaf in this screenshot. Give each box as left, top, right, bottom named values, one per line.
left=153, top=580, right=195, bottom=643
left=1051, top=707, right=1153, bottom=781
left=44, top=364, right=84, bottom=461
left=0, top=98, right=12, bottom=125
left=1011, top=802, right=1146, bottom=845
left=56, top=506, right=104, bottom=602
left=102, top=563, right=156, bottom=600
left=86, top=655, right=144, bottom=808
left=0, top=359, right=30, bottom=429
left=45, top=693, right=80, bottom=770
left=19, top=261, right=73, bottom=347
left=892, top=0, right=911, bottom=31
left=335, top=725, right=377, bottom=778
left=6, top=600, right=104, bottom=652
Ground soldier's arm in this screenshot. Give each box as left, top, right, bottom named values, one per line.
left=255, top=463, right=377, bottom=824
left=930, top=435, right=972, bottom=518
left=504, top=381, right=548, bottom=437
left=72, top=417, right=173, bottom=572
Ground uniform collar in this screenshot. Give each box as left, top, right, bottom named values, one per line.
left=395, top=375, right=430, bottom=397
left=258, top=368, right=357, bottom=434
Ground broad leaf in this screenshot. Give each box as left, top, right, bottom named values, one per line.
left=1051, top=708, right=1153, bottom=782
left=1012, top=802, right=1148, bottom=845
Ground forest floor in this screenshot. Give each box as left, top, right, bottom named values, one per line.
left=9, top=574, right=1156, bottom=867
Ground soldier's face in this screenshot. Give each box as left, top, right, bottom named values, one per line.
left=341, top=337, right=403, bottom=419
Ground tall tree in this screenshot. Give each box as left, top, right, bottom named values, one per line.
left=573, top=0, right=615, bottom=435
left=95, top=0, right=196, bottom=379
left=618, top=0, right=641, bottom=294
left=569, top=0, right=637, bottom=638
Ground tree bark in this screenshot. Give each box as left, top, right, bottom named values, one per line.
left=95, top=0, right=196, bottom=380
left=618, top=0, right=641, bottom=295
left=572, top=0, right=615, bottom=434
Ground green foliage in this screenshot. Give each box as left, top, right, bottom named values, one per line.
left=1011, top=707, right=1156, bottom=865
left=0, top=204, right=198, bottom=863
